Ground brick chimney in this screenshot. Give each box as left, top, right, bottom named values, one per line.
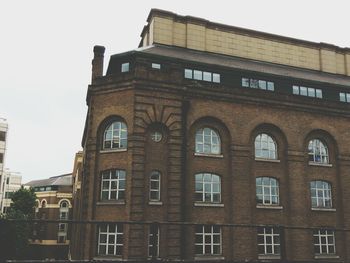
left=91, top=45, right=105, bottom=83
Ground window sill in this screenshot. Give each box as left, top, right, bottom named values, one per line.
left=308, top=162, right=332, bottom=167
left=96, top=200, right=125, bottom=205
left=314, top=254, right=339, bottom=259
left=194, top=256, right=224, bottom=261
left=149, top=201, right=163, bottom=206
left=194, top=202, right=224, bottom=207
left=194, top=153, right=223, bottom=158
left=255, top=158, right=280, bottom=163
left=100, top=149, right=127, bottom=154
left=311, top=207, right=336, bottom=212
left=258, top=254, right=281, bottom=260
left=256, top=205, right=283, bottom=210
left=93, top=256, right=123, bottom=261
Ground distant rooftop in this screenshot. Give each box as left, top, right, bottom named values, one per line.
left=25, top=173, right=72, bottom=187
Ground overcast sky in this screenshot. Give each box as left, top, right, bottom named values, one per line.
left=1, top=0, right=349, bottom=183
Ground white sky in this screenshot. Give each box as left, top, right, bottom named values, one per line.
left=1, top=0, right=349, bottom=183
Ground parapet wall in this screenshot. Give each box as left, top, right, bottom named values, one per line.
left=140, top=9, right=350, bottom=76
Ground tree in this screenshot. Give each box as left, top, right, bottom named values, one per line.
left=10, top=187, right=36, bottom=217
left=0, top=186, right=37, bottom=260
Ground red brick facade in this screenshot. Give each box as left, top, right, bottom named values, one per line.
left=71, top=12, right=350, bottom=262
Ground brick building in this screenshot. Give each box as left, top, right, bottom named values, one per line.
left=26, top=173, right=73, bottom=259
left=70, top=9, right=350, bottom=262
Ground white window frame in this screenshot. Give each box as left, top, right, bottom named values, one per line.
left=195, top=127, right=221, bottom=155
left=242, top=77, right=274, bottom=91
left=339, top=92, right=350, bottom=103
left=184, top=69, right=220, bottom=83
left=293, top=85, right=322, bottom=98
left=308, top=139, right=329, bottom=164
left=148, top=225, right=160, bottom=257
left=195, top=225, right=222, bottom=256
left=257, top=227, right=281, bottom=256
left=149, top=171, right=161, bottom=201
left=310, top=181, right=332, bottom=208
left=255, top=133, right=277, bottom=160
left=151, top=63, right=161, bottom=69
left=100, top=170, right=126, bottom=201
left=195, top=173, right=221, bottom=203
left=98, top=224, right=123, bottom=256
left=256, top=177, right=279, bottom=205
left=103, top=121, right=127, bottom=150
left=313, top=229, right=336, bottom=255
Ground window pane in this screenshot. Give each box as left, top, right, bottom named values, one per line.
left=213, top=245, right=220, bottom=254
left=121, top=63, right=129, bottom=72
left=267, top=82, right=274, bottom=91
left=242, top=78, right=250, bottom=87
left=300, top=86, right=307, bottom=96
left=250, top=79, right=259, bottom=88
left=203, top=72, right=212, bottom=82
left=152, top=63, right=161, bottom=69
left=293, top=85, right=299, bottom=95
left=184, top=69, right=192, bottom=79
left=339, top=93, right=346, bottom=102
left=259, top=80, right=267, bottom=90
left=346, top=93, right=350, bottom=102
left=212, top=73, right=220, bottom=83
left=316, top=89, right=322, bottom=98
left=308, top=87, right=315, bottom=97
left=193, top=70, right=202, bottom=80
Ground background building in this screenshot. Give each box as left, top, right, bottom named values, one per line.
left=0, top=118, right=8, bottom=212
left=69, top=151, right=83, bottom=259
left=71, top=9, right=350, bottom=262
left=0, top=169, right=22, bottom=213
left=25, top=173, right=72, bottom=259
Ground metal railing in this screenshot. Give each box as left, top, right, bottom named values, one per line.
left=1, top=219, right=349, bottom=263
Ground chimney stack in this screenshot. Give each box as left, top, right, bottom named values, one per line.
left=91, top=45, right=105, bottom=83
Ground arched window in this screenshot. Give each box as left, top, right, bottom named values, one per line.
left=60, top=200, right=69, bottom=209
left=310, top=181, right=332, bottom=208
left=103, top=121, right=127, bottom=150
left=256, top=177, right=279, bottom=205
left=195, top=128, right=221, bottom=155
left=255, top=133, right=277, bottom=159
left=308, top=139, right=329, bottom=164
left=149, top=171, right=161, bottom=202
left=41, top=199, right=47, bottom=208
left=35, top=200, right=40, bottom=214
left=195, top=173, right=221, bottom=203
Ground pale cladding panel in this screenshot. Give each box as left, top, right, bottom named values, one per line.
left=153, top=17, right=173, bottom=45
left=336, top=53, right=346, bottom=75
left=346, top=54, right=350, bottom=75
left=173, top=22, right=186, bottom=47
left=186, top=23, right=206, bottom=51
left=149, top=19, right=154, bottom=45
left=320, top=49, right=337, bottom=74
left=147, top=13, right=350, bottom=75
